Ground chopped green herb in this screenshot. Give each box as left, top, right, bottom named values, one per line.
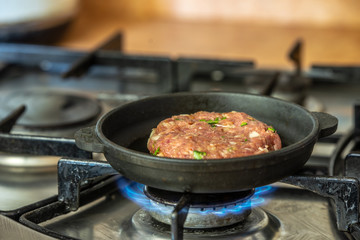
left=244, top=138, right=248, bottom=142
left=193, top=150, right=206, bottom=159
left=200, top=118, right=218, bottom=124
left=152, top=147, right=160, bottom=156
left=241, top=122, right=248, bottom=127
left=200, top=117, right=221, bottom=127
left=268, top=127, right=276, bottom=132
left=175, top=118, right=181, bottom=120
left=221, top=136, right=225, bottom=139
left=268, top=127, right=276, bottom=133
left=227, top=147, right=234, bottom=152
left=221, top=116, right=227, bottom=120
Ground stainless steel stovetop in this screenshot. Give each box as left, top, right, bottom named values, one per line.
left=0, top=37, right=360, bottom=240
left=40, top=182, right=343, bottom=240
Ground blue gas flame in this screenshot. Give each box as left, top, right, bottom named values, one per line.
left=117, top=178, right=275, bottom=216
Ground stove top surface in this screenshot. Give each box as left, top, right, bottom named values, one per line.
left=39, top=182, right=344, bottom=240
left=0, top=39, right=359, bottom=240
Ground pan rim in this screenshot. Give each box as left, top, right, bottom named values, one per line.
left=95, top=91, right=319, bottom=166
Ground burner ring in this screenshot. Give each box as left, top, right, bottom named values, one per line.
left=0, top=89, right=102, bottom=129
left=122, top=207, right=281, bottom=239
left=144, top=187, right=254, bottom=229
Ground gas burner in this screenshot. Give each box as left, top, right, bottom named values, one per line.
left=144, top=187, right=254, bottom=229
left=0, top=88, right=102, bottom=172
left=117, top=178, right=275, bottom=234
left=121, top=208, right=280, bottom=239
left=0, top=88, right=101, bottom=129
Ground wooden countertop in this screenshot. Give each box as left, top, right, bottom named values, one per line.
left=55, top=2, right=360, bottom=70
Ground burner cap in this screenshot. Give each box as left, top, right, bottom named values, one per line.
left=0, top=89, right=102, bottom=129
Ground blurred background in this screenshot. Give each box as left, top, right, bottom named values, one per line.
left=1, top=0, right=360, bottom=69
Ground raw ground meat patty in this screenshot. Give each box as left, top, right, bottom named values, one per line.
left=147, top=111, right=282, bottom=159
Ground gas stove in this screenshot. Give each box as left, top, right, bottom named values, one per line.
left=1, top=33, right=360, bottom=240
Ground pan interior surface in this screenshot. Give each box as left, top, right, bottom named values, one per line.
left=100, top=93, right=315, bottom=157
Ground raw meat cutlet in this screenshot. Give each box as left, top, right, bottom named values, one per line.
left=147, top=111, right=281, bottom=159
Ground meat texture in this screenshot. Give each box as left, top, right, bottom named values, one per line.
left=147, top=111, right=281, bottom=159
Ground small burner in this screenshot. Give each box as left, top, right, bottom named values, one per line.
left=0, top=89, right=101, bottom=129
left=144, top=187, right=254, bottom=229
left=0, top=88, right=102, bottom=172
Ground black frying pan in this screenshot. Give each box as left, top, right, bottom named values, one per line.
left=75, top=92, right=338, bottom=193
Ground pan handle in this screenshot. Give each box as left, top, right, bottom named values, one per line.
left=312, top=112, right=338, bottom=139
left=74, top=126, right=104, bottom=153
